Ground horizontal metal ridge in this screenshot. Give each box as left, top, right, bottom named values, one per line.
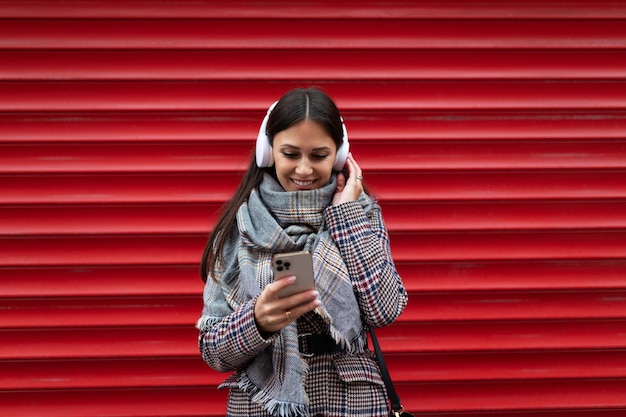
left=2, top=320, right=626, bottom=360
left=2, top=139, right=626, bottom=174
left=0, top=0, right=626, bottom=20
left=0, top=295, right=200, bottom=328
left=381, top=200, right=626, bottom=231
left=0, top=326, right=198, bottom=359
left=384, top=350, right=626, bottom=382
left=2, top=50, right=626, bottom=80
left=1, top=171, right=625, bottom=204
left=1, top=229, right=625, bottom=266
left=1, top=1, right=626, bottom=19
left=3, top=111, right=626, bottom=142
left=1, top=386, right=625, bottom=416
left=0, top=259, right=623, bottom=298
left=3, top=290, right=625, bottom=329
left=0, top=387, right=625, bottom=416
left=3, top=81, right=626, bottom=112
left=390, top=229, right=626, bottom=261
left=0, top=141, right=254, bottom=173
left=401, top=290, right=626, bottom=321
left=378, top=319, right=626, bottom=352
left=0, top=265, right=202, bottom=297
left=2, top=350, right=625, bottom=390
left=403, top=379, right=626, bottom=412
left=0, top=357, right=222, bottom=390
left=0, top=203, right=219, bottom=235
left=0, top=387, right=228, bottom=417
left=2, top=199, right=626, bottom=235
left=397, top=259, right=626, bottom=292
left=21, top=19, right=625, bottom=50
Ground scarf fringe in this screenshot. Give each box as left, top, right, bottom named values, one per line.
left=329, top=324, right=366, bottom=354
left=239, top=370, right=309, bottom=417
left=315, top=306, right=366, bottom=354
left=196, top=315, right=220, bottom=331
left=267, top=400, right=309, bottom=417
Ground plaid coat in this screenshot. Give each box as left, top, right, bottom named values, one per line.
left=198, top=199, right=408, bottom=417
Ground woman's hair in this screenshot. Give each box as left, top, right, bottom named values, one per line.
left=200, top=87, right=346, bottom=281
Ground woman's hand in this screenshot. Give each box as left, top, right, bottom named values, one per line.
left=333, top=152, right=364, bottom=205
left=254, top=276, right=321, bottom=334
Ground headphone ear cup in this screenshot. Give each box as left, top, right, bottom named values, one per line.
left=255, top=131, right=273, bottom=168
left=333, top=119, right=350, bottom=171
left=255, top=101, right=279, bottom=167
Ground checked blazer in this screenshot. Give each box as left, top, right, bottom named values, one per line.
left=198, top=199, right=408, bottom=416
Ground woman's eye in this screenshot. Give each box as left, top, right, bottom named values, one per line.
left=312, top=154, right=329, bottom=160
left=282, top=152, right=298, bottom=159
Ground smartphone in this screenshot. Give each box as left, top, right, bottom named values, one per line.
left=272, top=251, right=315, bottom=298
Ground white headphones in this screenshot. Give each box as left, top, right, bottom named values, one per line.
left=255, top=100, right=350, bottom=171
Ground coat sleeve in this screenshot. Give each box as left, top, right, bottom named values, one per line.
left=196, top=229, right=276, bottom=373
left=197, top=293, right=275, bottom=373
left=324, top=198, right=408, bottom=327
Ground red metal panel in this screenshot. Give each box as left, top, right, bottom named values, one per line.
left=0, top=203, right=219, bottom=235
left=3, top=20, right=625, bottom=50
left=396, top=260, right=626, bottom=291
left=3, top=140, right=626, bottom=173
left=1, top=357, right=223, bottom=390
left=0, top=142, right=253, bottom=172
left=2, top=229, right=626, bottom=267
left=0, top=296, right=200, bottom=328
left=3, top=81, right=626, bottom=112
left=1, top=1, right=625, bottom=416
left=381, top=200, right=626, bottom=230
left=378, top=320, right=626, bottom=352
left=1, top=0, right=626, bottom=19
left=2, top=170, right=625, bottom=207
left=0, top=388, right=228, bottom=417
left=3, top=51, right=626, bottom=80
left=0, top=265, right=202, bottom=297
left=0, top=327, right=198, bottom=359
left=3, top=111, right=626, bottom=142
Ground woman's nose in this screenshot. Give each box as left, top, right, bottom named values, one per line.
left=295, top=159, right=313, bottom=176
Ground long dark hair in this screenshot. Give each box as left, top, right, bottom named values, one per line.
left=200, top=87, right=346, bottom=282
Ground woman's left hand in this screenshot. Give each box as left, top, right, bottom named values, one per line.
left=333, top=153, right=364, bottom=205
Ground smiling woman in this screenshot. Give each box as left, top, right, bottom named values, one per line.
left=197, top=87, right=408, bottom=417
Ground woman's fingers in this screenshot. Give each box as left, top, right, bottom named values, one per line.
left=347, top=153, right=363, bottom=183
left=254, top=277, right=320, bottom=333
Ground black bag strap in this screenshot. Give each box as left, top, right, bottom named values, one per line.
left=369, top=326, right=405, bottom=415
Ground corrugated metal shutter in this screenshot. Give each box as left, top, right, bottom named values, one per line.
left=1, top=1, right=626, bottom=416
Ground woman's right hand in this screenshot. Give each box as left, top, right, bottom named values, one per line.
left=253, top=276, right=321, bottom=334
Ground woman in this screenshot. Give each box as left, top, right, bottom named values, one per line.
left=197, top=87, right=408, bottom=417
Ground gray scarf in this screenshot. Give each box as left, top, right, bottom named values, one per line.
left=220, top=173, right=370, bottom=416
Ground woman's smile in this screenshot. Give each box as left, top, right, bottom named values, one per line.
left=291, top=178, right=317, bottom=189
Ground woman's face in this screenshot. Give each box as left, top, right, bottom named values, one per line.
left=272, top=120, right=337, bottom=192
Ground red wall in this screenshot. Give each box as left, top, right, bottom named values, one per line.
left=2, top=1, right=626, bottom=416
